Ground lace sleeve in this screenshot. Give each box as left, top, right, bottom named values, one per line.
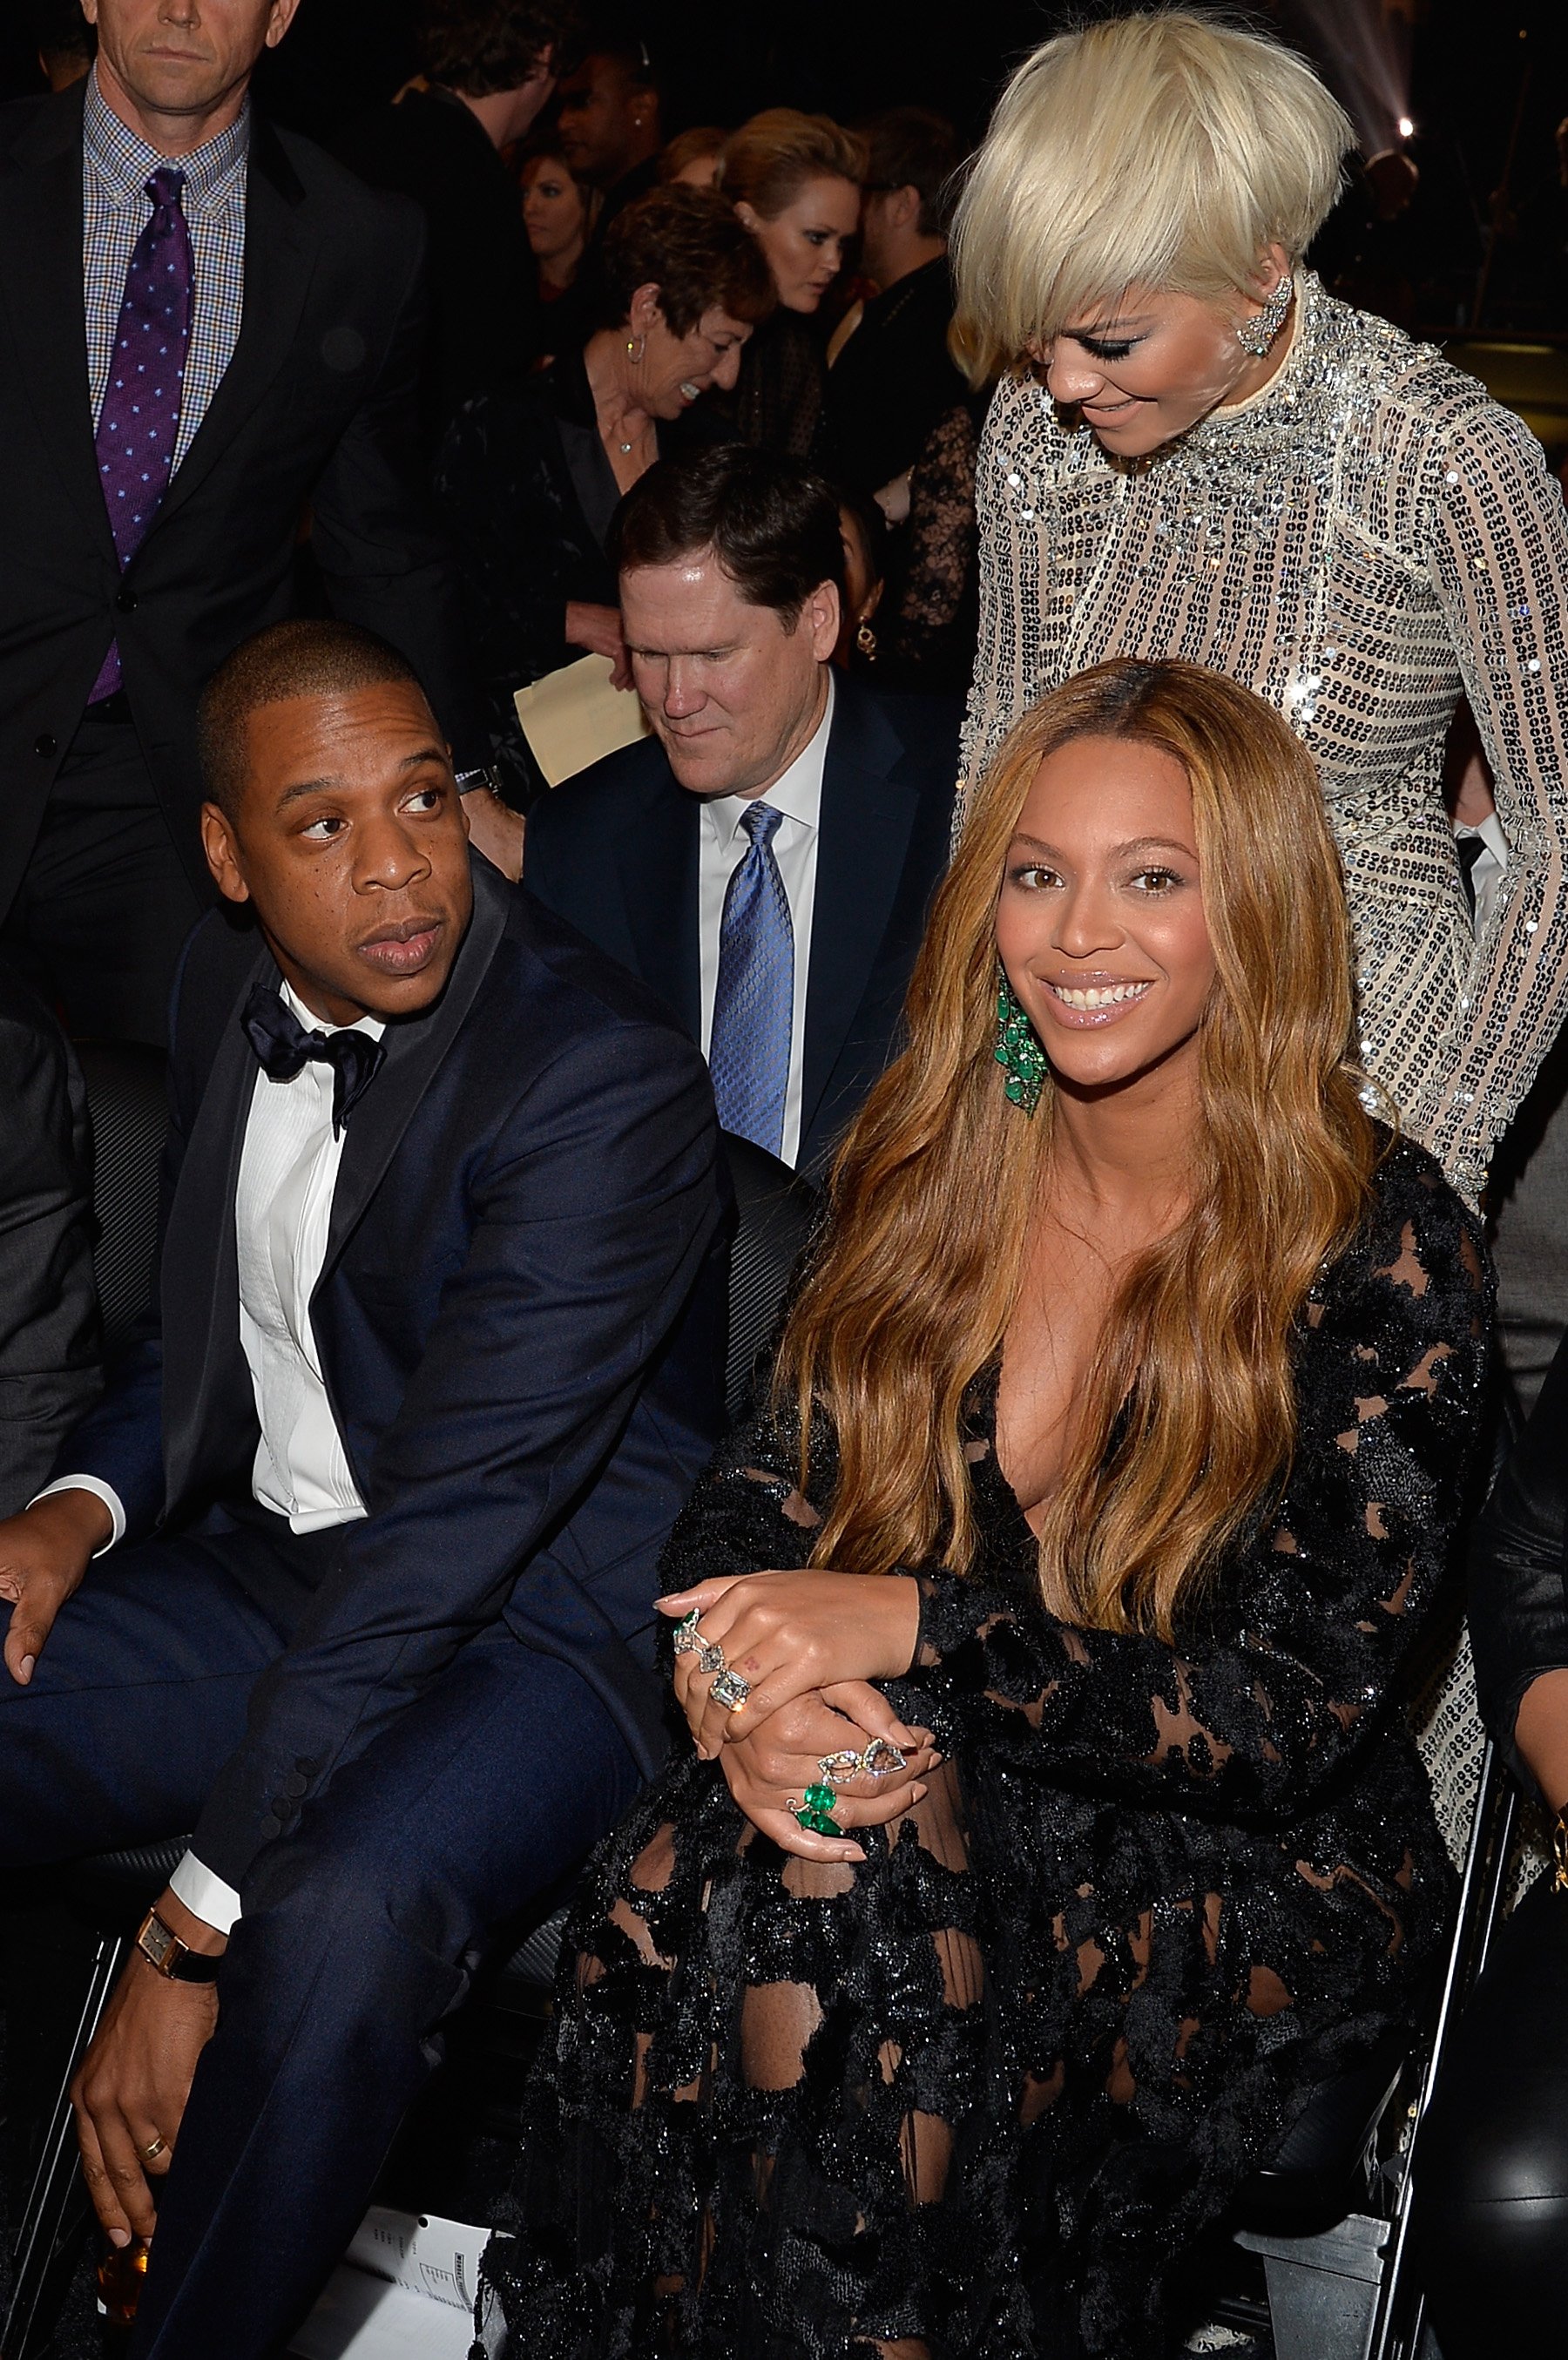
left=892, top=404, right=979, bottom=655
left=956, top=373, right=1043, bottom=833
left=1411, top=396, right=1568, bottom=1186
left=916, top=1151, right=1491, bottom=1822
left=655, top=1397, right=835, bottom=1599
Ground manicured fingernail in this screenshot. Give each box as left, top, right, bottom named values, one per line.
left=912, top=1784, right=928, bottom=1800
left=929, top=1752, right=944, bottom=1766
left=18, top=1656, right=33, bottom=1683
left=108, top=2228, right=130, bottom=2249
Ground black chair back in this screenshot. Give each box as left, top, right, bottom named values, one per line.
left=719, top=1132, right=818, bottom=1423
left=75, top=1040, right=167, bottom=1363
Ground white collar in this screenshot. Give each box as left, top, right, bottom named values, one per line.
left=278, top=977, right=386, bottom=1043
left=700, top=672, right=835, bottom=850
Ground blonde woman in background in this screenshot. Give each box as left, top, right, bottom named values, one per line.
left=479, top=659, right=1487, bottom=2360
left=952, top=10, right=1568, bottom=1207
left=716, top=107, right=863, bottom=457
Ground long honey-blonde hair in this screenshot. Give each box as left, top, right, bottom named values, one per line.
left=776, top=658, right=1382, bottom=1640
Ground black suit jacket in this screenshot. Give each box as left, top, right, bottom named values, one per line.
left=524, top=674, right=960, bottom=1176
left=332, top=86, right=541, bottom=450
left=0, top=970, right=100, bottom=1515
left=0, top=85, right=486, bottom=916
left=55, top=861, right=727, bottom=1890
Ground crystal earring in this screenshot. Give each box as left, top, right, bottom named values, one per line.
left=1236, top=270, right=1294, bottom=359
left=855, top=618, right=878, bottom=662
left=994, top=970, right=1048, bottom=1115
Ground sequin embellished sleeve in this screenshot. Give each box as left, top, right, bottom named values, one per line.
left=957, top=371, right=1041, bottom=825
left=915, top=1146, right=1490, bottom=1821
left=1406, top=394, right=1568, bottom=1181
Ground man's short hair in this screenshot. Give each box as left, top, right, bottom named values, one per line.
left=30, top=0, right=96, bottom=61
left=610, top=445, right=846, bottom=626
left=858, top=106, right=963, bottom=240
left=417, top=0, right=582, bottom=98
left=199, top=622, right=429, bottom=822
left=601, top=187, right=774, bottom=336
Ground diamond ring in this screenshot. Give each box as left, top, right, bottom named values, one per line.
left=709, top=1667, right=751, bottom=1713
left=817, top=1739, right=909, bottom=1787
left=671, top=1608, right=705, bottom=1655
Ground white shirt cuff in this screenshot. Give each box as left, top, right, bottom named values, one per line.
left=167, top=1849, right=243, bottom=1937
left=29, top=1476, right=126, bottom=1553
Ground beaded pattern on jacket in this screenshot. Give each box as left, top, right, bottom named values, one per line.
left=959, top=273, right=1568, bottom=1203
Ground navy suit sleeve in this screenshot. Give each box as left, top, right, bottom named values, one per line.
left=308, top=206, right=489, bottom=771
left=40, top=956, right=211, bottom=1536
left=0, top=999, right=100, bottom=1516
left=192, top=1014, right=722, bottom=1890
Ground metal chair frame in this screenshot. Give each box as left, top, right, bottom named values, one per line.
left=1233, top=1734, right=1521, bottom=2360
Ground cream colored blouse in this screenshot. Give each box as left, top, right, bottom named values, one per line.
left=961, top=272, right=1568, bottom=1202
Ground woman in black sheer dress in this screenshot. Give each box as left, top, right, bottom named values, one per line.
left=481, top=658, right=1490, bottom=2359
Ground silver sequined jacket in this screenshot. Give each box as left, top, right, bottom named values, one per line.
left=960, top=272, right=1568, bottom=1202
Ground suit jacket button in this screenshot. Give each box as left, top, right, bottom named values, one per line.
left=115, top=587, right=138, bottom=614
left=33, top=734, right=57, bottom=759
left=259, top=1812, right=282, bottom=1840
left=283, top=1771, right=308, bottom=1797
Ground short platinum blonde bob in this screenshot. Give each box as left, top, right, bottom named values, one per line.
left=950, top=11, right=1355, bottom=379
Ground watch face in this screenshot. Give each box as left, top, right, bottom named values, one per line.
left=140, top=1914, right=177, bottom=1971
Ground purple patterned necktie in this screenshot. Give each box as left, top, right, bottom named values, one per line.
left=90, top=166, right=193, bottom=701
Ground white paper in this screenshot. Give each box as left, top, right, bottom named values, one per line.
left=288, top=2269, right=476, bottom=2360
left=287, top=2210, right=494, bottom=2360
left=513, top=652, right=651, bottom=787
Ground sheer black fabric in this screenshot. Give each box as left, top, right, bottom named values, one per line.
left=482, top=1141, right=1489, bottom=2359
left=880, top=402, right=983, bottom=695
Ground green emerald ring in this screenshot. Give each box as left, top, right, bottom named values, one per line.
left=794, top=1782, right=844, bottom=1837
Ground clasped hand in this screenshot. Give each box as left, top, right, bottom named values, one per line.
left=657, top=1570, right=929, bottom=1865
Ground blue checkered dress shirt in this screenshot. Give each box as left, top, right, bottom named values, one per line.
left=82, top=68, right=248, bottom=474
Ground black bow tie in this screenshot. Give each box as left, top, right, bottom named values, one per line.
left=240, top=983, right=386, bottom=1137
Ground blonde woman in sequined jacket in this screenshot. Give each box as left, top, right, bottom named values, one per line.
left=951, top=10, right=1568, bottom=1206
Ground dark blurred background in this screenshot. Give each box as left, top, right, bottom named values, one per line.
left=1, top=2, right=1565, bottom=339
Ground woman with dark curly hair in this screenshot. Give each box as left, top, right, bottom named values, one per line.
left=434, top=186, right=774, bottom=775
left=478, top=656, right=1490, bottom=2359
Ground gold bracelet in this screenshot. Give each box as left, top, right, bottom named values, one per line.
left=1553, top=1809, right=1568, bottom=1895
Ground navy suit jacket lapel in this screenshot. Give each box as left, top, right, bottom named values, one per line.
left=800, top=681, right=919, bottom=1145
left=0, top=85, right=116, bottom=561
left=320, top=857, right=507, bottom=1278
left=621, top=776, right=701, bottom=1043
left=159, top=937, right=272, bottom=1509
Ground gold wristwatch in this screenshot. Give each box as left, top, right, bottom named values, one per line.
left=135, top=1907, right=222, bottom=1985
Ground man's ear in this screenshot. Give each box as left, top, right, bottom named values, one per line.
left=267, top=0, right=305, bottom=51
left=804, top=579, right=841, bottom=663
left=200, top=804, right=251, bottom=906
left=892, top=184, right=922, bottom=233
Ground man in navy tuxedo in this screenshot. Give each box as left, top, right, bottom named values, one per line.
left=0, top=620, right=726, bottom=2359
left=523, top=444, right=960, bottom=1179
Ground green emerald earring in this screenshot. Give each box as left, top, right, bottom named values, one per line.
left=995, top=970, right=1048, bottom=1115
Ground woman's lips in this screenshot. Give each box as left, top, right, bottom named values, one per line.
left=1037, top=977, right=1154, bottom=1030
left=355, top=918, right=443, bottom=976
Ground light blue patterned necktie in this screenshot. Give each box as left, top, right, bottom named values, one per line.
left=709, top=801, right=794, bottom=1157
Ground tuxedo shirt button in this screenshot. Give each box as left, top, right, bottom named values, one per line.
left=33, top=734, right=57, bottom=760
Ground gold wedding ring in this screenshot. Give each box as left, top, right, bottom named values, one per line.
left=142, top=2136, right=167, bottom=2162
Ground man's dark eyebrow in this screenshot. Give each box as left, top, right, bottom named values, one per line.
left=273, top=748, right=448, bottom=811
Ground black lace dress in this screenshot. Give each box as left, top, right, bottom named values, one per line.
left=481, top=1142, right=1490, bottom=2359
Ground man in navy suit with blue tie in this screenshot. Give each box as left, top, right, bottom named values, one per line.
left=523, top=445, right=961, bottom=1179
left=0, top=620, right=725, bottom=2357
